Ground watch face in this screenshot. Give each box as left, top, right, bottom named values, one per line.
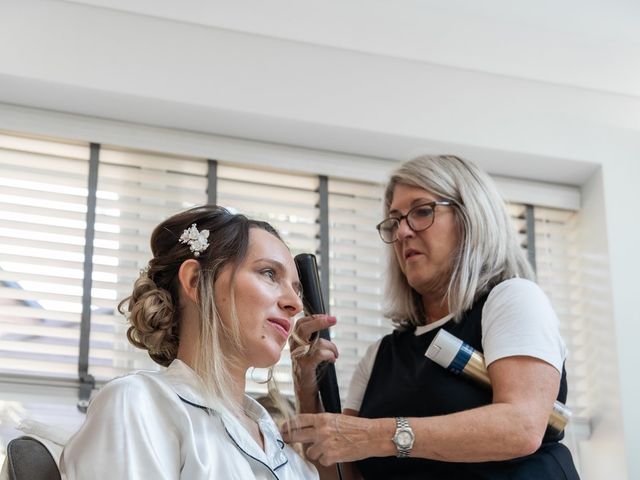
left=397, top=430, right=412, bottom=447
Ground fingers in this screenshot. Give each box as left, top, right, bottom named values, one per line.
left=305, top=444, right=326, bottom=464
left=282, top=425, right=317, bottom=445
left=290, top=315, right=339, bottom=397
left=281, top=414, right=354, bottom=466
left=281, top=413, right=327, bottom=443
left=290, top=314, right=337, bottom=346
left=305, top=445, right=338, bottom=466
left=292, top=338, right=339, bottom=385
left=291, top=337, right=338, bottom=360
left=312, top=338, right=339, bottom=362
left=290, top=316, right=339, bottom=366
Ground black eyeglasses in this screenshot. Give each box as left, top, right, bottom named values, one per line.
left=376, top=200, right=454, bottom=243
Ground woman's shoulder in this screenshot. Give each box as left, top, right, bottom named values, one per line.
left=88, top=369, right=177, bottom=412
left=484, top=277, right=555, bottom=319
left=101, top=368, right=168, bottom=390
left=490, top=277, right=544, bottom=295
left=481, top=276, right=565, bottom=369
left=61, top=370, right=189, bottom=478
left=486, top=277, right=550, bottom=310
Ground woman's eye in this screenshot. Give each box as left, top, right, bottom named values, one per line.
left=413, top=206, right=434, bottom=218
left=262, top=269, right=276, bottom=281
left=382, top=222, right=398, bottom=233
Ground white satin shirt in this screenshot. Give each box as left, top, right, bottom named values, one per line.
left=60, top=360, right=318, bottom=480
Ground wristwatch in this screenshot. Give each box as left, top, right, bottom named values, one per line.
left=392, top=417, right=415, bottom=458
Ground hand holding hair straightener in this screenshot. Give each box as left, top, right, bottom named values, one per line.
left=293, top=253, right=341, bottom=414
left=425, top=329, right=571, bottom=436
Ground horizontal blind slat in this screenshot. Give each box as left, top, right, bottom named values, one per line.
left=0, top=133, right=89, bottom=159
left=90, top=149, right=209, bottom=380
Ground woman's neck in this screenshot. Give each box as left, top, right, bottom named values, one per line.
left=227, top=363, right=248, bottom=405
left=177, top=337, right=247, bottom=407
left=421, top=294, right=450, bottom=324
left=226, top=364, right=265, bottom=451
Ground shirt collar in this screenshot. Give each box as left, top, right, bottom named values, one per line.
left=162, top=359, right=210, bottom=408
left=414, top=313, right=454, bottom=336
left=161, top=359, right=288, bottom=469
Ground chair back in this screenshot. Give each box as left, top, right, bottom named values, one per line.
left=6, top=436, right=61, bottom=480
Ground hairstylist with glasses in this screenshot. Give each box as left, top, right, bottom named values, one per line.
left=283, top=155, right=580, bottom=479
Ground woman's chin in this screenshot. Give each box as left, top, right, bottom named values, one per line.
left=253, top=351, right=282, bottom=369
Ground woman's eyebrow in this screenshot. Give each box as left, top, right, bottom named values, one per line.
left=389, top=199, right=434, bottom=215
left=254, top=257, right=285, bottom=270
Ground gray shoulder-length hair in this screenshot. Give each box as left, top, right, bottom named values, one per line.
left=384, top=155, right=535, bottom=327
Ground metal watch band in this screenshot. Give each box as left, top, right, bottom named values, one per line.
left=397, top=416, right=410, bottom=429
left=393, top=416, right=414, bottom=458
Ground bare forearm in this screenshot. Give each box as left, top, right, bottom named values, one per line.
left=320, top=405, right=543, bottom=463
left=284, top=404, right=545, bottom=466
left=286, top=358, right=558, bottom=466
left=405, top=403, right=544, bottom=462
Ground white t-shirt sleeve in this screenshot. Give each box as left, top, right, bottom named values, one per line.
left=343, top=338, right=383, bottom=412
left=482, top=278, right=567, bottom=373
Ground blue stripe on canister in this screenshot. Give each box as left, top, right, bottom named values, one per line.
left=448, top=342, right=474, bottom=375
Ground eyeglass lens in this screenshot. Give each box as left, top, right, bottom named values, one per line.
left=378, top=204, right=436, bottom=242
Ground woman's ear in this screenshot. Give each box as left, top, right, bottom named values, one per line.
left=178, top=259, right=200, bottom=303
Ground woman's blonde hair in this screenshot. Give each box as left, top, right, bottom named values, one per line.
left=383, top=155, right=535, bottom=327
left=118, top=205, right=287, bottom=415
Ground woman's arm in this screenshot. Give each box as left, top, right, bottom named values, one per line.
left=337, top=410, right=364, bottom=480
left=410, top=355, right=560, bottom=461
left=283, top=355, right=560, bottom=465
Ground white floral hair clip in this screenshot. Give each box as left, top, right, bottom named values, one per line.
left=179, top=223, right=210, bottom=257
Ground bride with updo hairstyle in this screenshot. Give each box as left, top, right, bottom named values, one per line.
left=60, top=205, right=319, bottom=480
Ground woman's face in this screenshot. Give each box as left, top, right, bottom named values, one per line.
left=214, top=228, right=303, bottom=369
left=389, top=183, right=460, bottom=296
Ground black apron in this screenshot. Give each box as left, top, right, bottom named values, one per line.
left=356, top=294, right=580, bottom=480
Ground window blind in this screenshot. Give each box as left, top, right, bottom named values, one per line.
left=508, top=202, right=587, bottom=412
left=506, top=202, right=587, bottom=466
left=532, top=208, right=588, bottom=418
left=0, top=131, right=589, bottom=452
left=0, top=133, right=90, bottom=380
left=327, top=178, right=390, bottom=395
left=88, top=147, right=208, bottom=381
left=216, top=164, right=320, bottom=395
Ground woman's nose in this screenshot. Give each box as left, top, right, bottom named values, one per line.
left=280, top=285, right=303, bottom=316
left=395, top=217, right=414, bottom=241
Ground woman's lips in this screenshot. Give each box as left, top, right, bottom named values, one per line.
left=404, top=248, right=422, bottom=259
left=267, top=317, right=291, bottom=338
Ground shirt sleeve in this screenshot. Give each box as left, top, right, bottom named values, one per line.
left=343, top=338, right=382, bottom=412
left=481, top=278, right=567, bottom=373
left=60, top=374, right=182, bottom=480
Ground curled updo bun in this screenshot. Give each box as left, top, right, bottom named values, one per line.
left=121, top=275, right=178, bottom=367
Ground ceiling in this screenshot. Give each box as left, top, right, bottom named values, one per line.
left=64, top=0, right=640, bottom=97
left=2, top=0, right=639, bottom=185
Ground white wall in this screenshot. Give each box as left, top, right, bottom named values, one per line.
left=598, top=159, right=640, bottom=480
left=1, top=0, right=638, bottom=477
left=0, top=0, right=621, bottom=184
left=576, top=169, right=628, bottom=480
